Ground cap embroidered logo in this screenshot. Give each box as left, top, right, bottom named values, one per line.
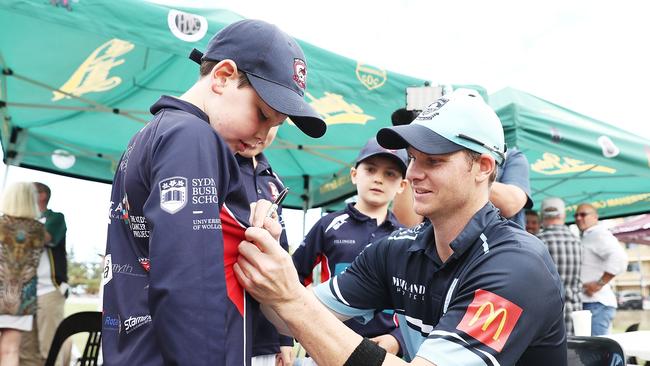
left=293, top=58, right=307, bottom=89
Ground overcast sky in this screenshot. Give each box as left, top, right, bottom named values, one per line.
left=3, top=0, right=649, bottom=262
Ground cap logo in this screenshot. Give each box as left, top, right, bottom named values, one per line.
left=293, top=58, right=307, bottom=89
left=416, top=97, right=450, bottom=121
left=167, top=9, right=209, bottom=42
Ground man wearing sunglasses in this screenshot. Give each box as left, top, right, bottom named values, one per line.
left=574, top=203, right=628, bottom=336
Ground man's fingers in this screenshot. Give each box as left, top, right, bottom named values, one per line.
left=250, top=199, right=273, bottom=227
left=245, top=226, right=282, bottom=254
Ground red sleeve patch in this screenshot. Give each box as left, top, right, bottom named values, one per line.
left=456, top=289, right=523, bottom=352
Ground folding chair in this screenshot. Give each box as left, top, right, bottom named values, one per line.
left=567, top=336, right=625, bottom=366
left=45, top=311, right=102, bottom=366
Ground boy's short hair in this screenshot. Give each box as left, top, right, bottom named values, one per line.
left=190, top=19, right=326, bottom=138
left=355, top=138, right=408, bottom=177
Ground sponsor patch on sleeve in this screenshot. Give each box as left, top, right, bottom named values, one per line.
left=159, top=176, right=187, bottom=214
left=456, top=289, right=523, bottom=352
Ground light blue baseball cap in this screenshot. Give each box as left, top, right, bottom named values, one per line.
left=377, top=89, right=505, bottom=165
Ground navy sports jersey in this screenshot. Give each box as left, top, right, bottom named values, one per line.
left=102, top=96, right=253, bottom=366
left=314, top=203, right=567, bottom=366
left=293, top=203, right=405, bottom=353
left=236, top=153, right=294, bottom=355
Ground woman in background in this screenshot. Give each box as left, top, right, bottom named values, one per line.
left=0, top=182, right=45, bottom=366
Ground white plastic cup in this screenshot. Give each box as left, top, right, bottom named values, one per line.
left=571, top=310, right=592, bottom=336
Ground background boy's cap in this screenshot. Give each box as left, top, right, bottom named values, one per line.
left=355, top=137, right=408, bottom=176
left=541, top=197, right=566, bottom=218
left=189, top=19, right=326, bottom=138
left=376, top=89, right=505, bottom=164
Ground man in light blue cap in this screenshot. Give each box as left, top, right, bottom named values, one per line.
left=235, top=89, right=567, bottom=366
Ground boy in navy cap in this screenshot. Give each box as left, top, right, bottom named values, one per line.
left=292, top=137, right=407, bottom=360
left=102, top=19, right=325, bottom=366
left=236, top=89, right=566, bottom=366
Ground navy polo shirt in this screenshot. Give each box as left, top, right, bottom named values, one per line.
left=496, top=147, right=533, bottom=227
left=293, top=203, right=405, bottom=353
left=236, top=153, right=294, bottom=355
left=103, top=96, right=253, bottom=366
left=314, top=203, right=566, bottom=366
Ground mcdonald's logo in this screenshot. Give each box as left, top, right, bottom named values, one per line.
left=457, top=289, right=523, bottom=352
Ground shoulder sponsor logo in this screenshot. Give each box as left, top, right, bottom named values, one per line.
left=167, top=9, right=208, bottom=42
left=392, top=276, right=426, bottom=301
left=123, top=314, right=152, bottom=334
left=325, top=214, right=349, bottom=233
left=159, top=177, right=187, bottom=214
left=333, top=239, right=356, bottom=245
left=138, top=257, right=150, bottom=272
left=191, top=178, right=218, bottom=205
left=102, top=254, right=113, bottom=286
left=456, top=289, right=523, bottom=352
left=103, top=313, right=120, bottom=331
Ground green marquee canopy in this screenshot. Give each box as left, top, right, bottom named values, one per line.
left=491, top=88, right=650, bottom=222
left=2, top=2, right=650, bottom=220
left=0, top=0, right=426, bottom=209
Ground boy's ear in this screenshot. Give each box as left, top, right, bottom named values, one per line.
left=210, top=59, right=239, bottom=94
left=350, top=166, right=358, bottom=185
left=397, top=178, right=407, bottom=194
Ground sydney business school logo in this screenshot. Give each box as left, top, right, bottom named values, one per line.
left=456, top=289, right=523, bottom=352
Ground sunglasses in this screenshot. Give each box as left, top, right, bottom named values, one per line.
left=574, top=212, right=592, bottom=218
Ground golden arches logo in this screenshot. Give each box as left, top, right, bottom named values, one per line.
left=468, top=301, right=508, bottom=341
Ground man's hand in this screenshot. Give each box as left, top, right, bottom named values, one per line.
left=249, top=199, right=282, bottom=241
left=235, top=227, right=305, bottom=306
left=276, top=346, right=294, bottom=366
left=583, top=281, right=603, bottom=297
left=370, top=334, right=400, bottom=355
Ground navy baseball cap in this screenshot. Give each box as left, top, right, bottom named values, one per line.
left=189, top=19, right=326, bottom=138
left=355, top=137, right=408, bottom=177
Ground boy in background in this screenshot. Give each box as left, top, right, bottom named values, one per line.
left=292, top=137, right=407, bottom=359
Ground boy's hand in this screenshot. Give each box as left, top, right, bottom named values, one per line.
left=249, top=199, right=282, bottom=241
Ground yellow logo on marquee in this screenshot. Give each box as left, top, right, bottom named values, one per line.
left=356, top=62, right=387, bottom=90
left=52, top=39, right=135, bottom=101
left=304, top=92, right=374, bottom=125
left=469, top=301, right=508, bottom=341
left=531, top=152, right=616, bottom=175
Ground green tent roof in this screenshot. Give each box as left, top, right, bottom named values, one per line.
left=491, top=87, right=650, bottom=221
left=0, top=1, right=426, bottom=209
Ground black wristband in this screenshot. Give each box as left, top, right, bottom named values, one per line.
left=344, top=338, right=387, bottom=366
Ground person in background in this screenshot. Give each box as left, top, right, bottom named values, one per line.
left=237, top=125, right=295, bottom=366
left=536, top=197, right=581, bottom=334
left=292, top=137, right=408, bottom=363
left=525, top=209, right=540, bottom=235
left=20, top=182, right=70, bottom=366
left=575, top=203, right=628, bottom=336
left=0, top=182, right=46, bottom=366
